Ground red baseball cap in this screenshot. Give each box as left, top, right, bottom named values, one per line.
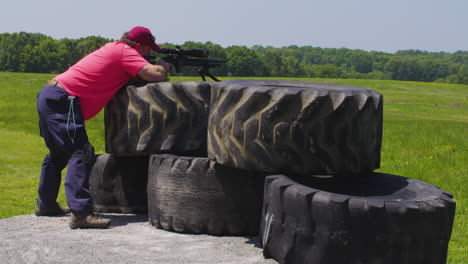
left=128, top=26, right=161, bottom=52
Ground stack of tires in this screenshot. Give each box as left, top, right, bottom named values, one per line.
left=91, top=80, right=456, bottom=264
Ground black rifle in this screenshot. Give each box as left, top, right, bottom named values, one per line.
left=145, top=46, right=227, bottom=82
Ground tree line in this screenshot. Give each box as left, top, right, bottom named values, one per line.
left=0, top=32, right=466, bottom=84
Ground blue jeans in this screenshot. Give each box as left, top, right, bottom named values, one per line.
left=36, top=85, right=94, bottom=212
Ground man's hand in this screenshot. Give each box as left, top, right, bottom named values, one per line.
left=155, top=60, right=173, bottom=73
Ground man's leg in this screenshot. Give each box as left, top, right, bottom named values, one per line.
left=36, top=152, right=70, bottom=215
left=66, top=143, right=110, bottom=229
left=36, top=85, right=71, bottom=215
left=65, top=142, right=95, bottom=213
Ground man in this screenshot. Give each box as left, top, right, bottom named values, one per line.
left=35, top=26, right=172, bottom=229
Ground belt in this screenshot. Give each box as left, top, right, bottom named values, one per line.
left=47, top=79, right=64, bottom=88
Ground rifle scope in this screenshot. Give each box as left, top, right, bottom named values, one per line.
left=159, top=46, right=209, bottom=58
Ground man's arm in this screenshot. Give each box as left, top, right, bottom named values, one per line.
left=137, top=62, right=170, bottom=82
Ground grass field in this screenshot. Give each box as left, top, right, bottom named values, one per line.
left=0, top=72, right=466, bottom=263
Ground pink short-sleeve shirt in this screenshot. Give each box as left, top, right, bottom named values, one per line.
left=54, top=41, right=149, bottom=120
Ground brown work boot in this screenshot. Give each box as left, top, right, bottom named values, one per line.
left=69, top=211, right=111, bottom=229
left=35, top=201, right=70, bottom=216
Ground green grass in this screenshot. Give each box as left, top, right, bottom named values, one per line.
left=0, top=73, right=466, bottom=263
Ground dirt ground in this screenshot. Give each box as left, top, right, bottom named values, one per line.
left=0, top=214, right=277, bottom=264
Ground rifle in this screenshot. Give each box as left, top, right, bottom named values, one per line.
left=145, top=46, right=227, bottom=82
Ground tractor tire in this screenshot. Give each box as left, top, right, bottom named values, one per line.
left=89, top=154, right=149, bottom=213
left=147, top=154, right=267, bottom=235
left=208, top=80, right=383, bottom=175
left=105, top=81, right=213, bottom=156
left=259, top=174, right=456, bottom=264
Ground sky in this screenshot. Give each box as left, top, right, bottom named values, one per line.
left=1, top=0, right=467, bottom=53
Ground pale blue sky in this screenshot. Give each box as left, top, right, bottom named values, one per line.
left=1, top=0, right=467, bottom=53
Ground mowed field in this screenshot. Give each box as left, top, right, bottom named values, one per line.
left=0, top=72, right=466, bottom=263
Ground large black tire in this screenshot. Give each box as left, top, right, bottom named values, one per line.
left=259, top=174, right=456, bottom=264
left=105, top=81, right=213, bottom=156
left=89, top=154, right=149, bottom=213
left=208, top=80, right=383, bottom=175
left=147, top=154, right=267, bottom=235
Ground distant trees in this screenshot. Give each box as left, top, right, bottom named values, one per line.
left=0, top=32, right=110, bottom=73
left=0, top=32, right=467, bottom=84
left=225, top=45, right=262, bottom=76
